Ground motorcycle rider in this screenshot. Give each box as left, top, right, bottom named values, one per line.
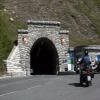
left=79, top=50, right=91, bottom=70
left=79, top=50, right=93, bottom=84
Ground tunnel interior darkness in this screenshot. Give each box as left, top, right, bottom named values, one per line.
left=30, top=37, right=59, bottom=75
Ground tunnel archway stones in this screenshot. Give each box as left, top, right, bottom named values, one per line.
left=15, top=21, right=69, bottom=76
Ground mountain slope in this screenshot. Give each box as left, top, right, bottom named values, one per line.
left=0, top=1, right=25, bottom=74
left=4, top=0, right=100, bottom=46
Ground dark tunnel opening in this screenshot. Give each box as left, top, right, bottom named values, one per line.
left=30, top=37, right=59, bottom=75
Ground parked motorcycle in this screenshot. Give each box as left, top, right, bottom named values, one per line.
left=80, top=68, right=92, bottom=87
left=94, top=62, right=100, bottom=73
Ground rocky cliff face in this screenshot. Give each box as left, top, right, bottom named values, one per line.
left=4, top=0, right=100, bottom=46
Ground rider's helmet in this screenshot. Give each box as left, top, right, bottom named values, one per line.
left=84, top=50, right=88, bottom=56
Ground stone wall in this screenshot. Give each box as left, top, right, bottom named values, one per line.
left=6, top=20, right=69, bottom=76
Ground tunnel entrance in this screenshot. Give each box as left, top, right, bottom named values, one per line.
left=30, top=38, right=59, bottom=75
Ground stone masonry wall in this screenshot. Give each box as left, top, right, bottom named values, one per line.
left=7, top=21, right=69, bottom=76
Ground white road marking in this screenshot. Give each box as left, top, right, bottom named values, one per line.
left=0, top=85, right=41, bottom=97
left=0, top=77, right=60, bottom=97
left=0, top=77, right=42, bottom=88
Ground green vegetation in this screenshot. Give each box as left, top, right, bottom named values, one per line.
left=92, top=0, right=100, bottom=4
left=0, top=3, right=26, bottom=74
left=77, top=0, right=100, bottom=35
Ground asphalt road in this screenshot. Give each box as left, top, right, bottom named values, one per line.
left=0, top=74, right=100, bottom=100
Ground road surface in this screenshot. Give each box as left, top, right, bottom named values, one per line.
left=0, top=74, right=100, bottom=100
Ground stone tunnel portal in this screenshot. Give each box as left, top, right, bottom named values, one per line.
left=30, top=37, right=59, bottom=75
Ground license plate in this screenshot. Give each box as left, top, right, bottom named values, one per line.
left=87, top=76, right=91, bottom=81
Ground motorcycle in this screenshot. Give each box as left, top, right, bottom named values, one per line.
left=80, top=68, right=92, bottom=87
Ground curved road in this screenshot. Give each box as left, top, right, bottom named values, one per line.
left=0, top=74, right=100, bottom=100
